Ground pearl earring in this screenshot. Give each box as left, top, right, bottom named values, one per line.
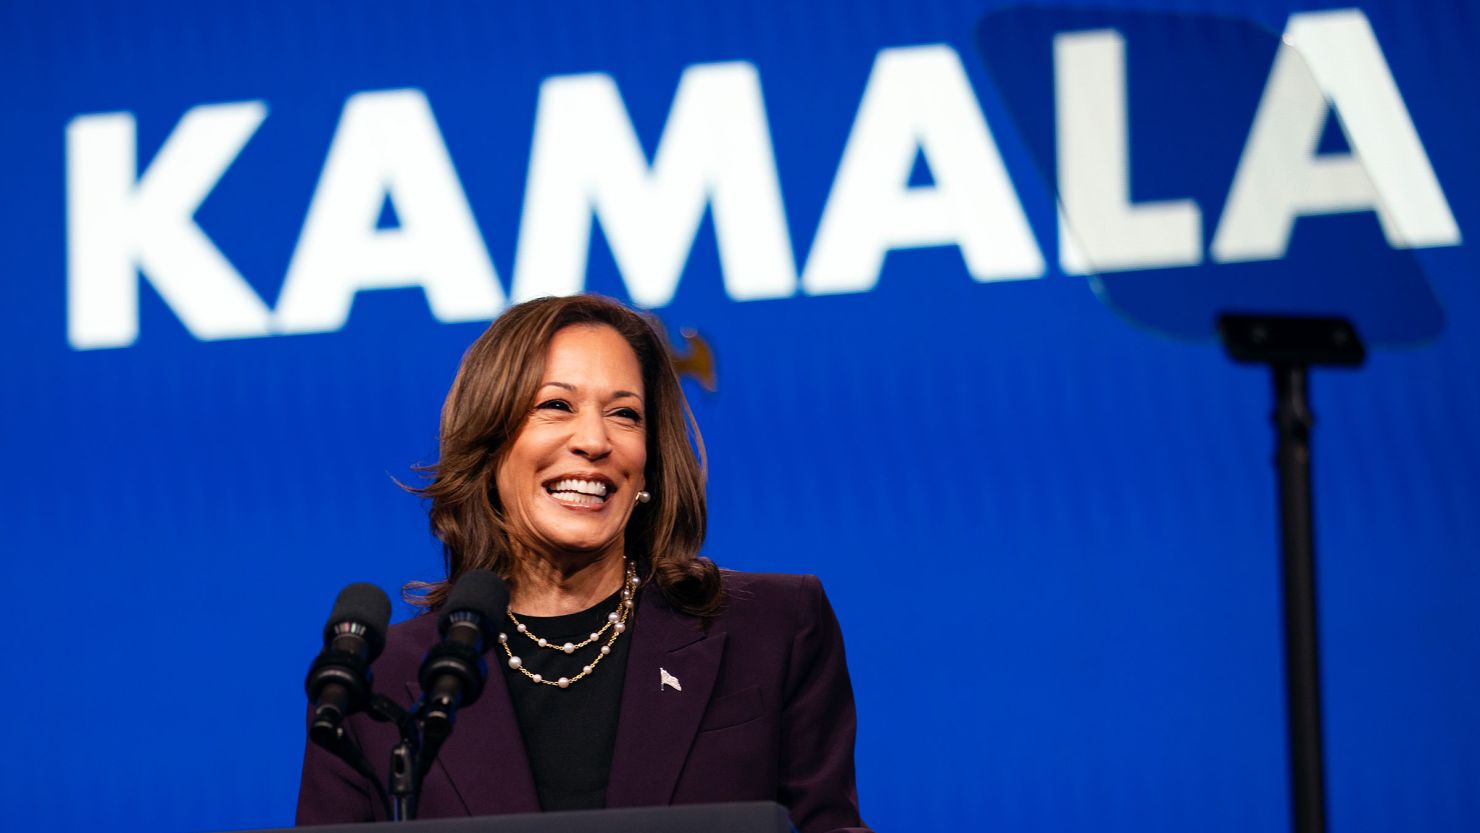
left=635, top=490, right=651, bottom=504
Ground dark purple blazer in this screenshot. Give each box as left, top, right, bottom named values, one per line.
left=296, top=572, right=871, bottom=833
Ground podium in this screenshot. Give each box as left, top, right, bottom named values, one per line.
left=228, top=802, right=795, bottom=833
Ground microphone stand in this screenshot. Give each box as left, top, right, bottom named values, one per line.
left=313, top=693, right=451, bottom=821
left=366, top=695, right=423, bottom=821
left=1218, top=314, right=1365, bottom=833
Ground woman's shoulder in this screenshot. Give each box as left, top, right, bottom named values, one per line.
left=713, top=569, right=835, bottom=630
left=717, top=568, right=821, bottom=597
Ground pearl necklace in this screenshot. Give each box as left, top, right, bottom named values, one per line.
left=499, top=561, right=639, bottom=689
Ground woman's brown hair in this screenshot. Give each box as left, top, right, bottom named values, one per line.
left=405, top=294, right=722, bottom=616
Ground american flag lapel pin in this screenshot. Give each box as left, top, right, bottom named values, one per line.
left=660, top=667, right=682, bottom=691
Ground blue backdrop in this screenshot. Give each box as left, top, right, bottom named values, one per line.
left=1, top=1, right=1476, bottom=832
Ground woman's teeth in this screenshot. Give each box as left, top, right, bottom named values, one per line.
left=551, top=491, right=602, bottom=505
left=547, top=479, right=609, bottom=504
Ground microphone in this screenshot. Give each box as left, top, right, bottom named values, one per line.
left=418, top=570, right=508, bottom=740
left=305, top=582, right=391, bottom=745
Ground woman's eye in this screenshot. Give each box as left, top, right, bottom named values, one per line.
left=536, top=399, right=572, bottom=412
left=612, top=408, right=643, bottom=423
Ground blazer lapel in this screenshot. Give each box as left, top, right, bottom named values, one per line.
left=605, top=587, right=727, bottom=807
left=405, top=662, right=541, bottom=816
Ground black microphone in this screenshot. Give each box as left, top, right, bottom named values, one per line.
left=418, top=570, right=507, bottom=741
left=305, top=582, right=391, bottom=745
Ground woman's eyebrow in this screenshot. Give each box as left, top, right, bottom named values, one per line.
left=539, top=381, right=644, bottom=403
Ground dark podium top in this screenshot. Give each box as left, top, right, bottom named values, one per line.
left=240, top=802, right=794, bottom=833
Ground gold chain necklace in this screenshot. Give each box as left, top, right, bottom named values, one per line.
left=498, top=561, right=638, bottom=689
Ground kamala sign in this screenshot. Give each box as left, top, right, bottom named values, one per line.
left=65, top=8, right=1459, bottom=350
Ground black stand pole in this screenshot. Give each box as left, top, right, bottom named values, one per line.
left=1218, top=314, right=1365, bottom=833
left=1273, top=363, right=1325, bottom=833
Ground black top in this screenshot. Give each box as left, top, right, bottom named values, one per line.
left=498, top=589, right=633, bottom=812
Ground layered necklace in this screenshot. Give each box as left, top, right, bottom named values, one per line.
left=498, top=559, right=639, bottom=689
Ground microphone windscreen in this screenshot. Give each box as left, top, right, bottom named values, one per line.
left=323, top=582, right=392, bottom=659
left=438, top=570, right=510, bottom=639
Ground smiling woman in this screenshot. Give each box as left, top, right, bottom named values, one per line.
left=493, top=325, right=652, bottom=599
left=404, top=295, right=717, bottom=618
left=296, top=295, right=870, bottom=833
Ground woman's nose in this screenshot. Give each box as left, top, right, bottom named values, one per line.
left=568, top=410, right=612, bottom=459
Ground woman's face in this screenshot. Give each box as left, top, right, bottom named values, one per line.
left=495, top=324, right=649, bottom=562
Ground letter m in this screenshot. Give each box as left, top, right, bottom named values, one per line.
left=512, top=62, right=797, bottom=308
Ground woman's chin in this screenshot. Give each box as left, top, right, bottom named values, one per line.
left=532, top=523, right=623, bottom=559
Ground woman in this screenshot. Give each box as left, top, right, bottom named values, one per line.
left=296, top=295, right=869, bottom=833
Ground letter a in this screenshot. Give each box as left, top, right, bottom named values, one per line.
left=1212, top=9, right=1460, bottom=262
left=276, top=89, right=504, bottom=334
left=803, top=45, right=1043, bottom=294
